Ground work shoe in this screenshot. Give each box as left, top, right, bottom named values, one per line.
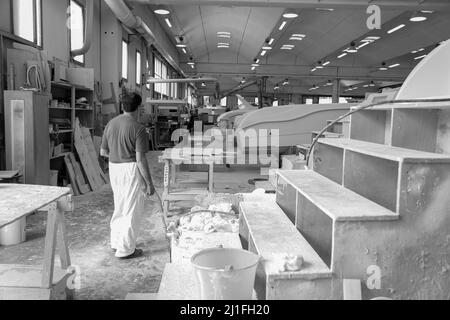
left=118, top=248, right=144, bottom=260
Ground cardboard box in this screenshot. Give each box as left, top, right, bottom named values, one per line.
left=66, top=67, right=94, bottom=89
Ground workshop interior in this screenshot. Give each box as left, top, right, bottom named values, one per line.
left=1, top=0, right=450, bottom=301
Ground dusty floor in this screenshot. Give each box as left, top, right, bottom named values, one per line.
left=0, top=152, right=260, bottom=300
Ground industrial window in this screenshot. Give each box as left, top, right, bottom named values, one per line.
left=220, top=97, right=227, bottom=107
left=154, top=56, right=163, bottom=95
left=136, top=51, right=142, bottom=85
left=12, top=0, right=42, bottom=46
left=122, top=41, right=128, bottom=80
left=70, top=0, right=85, bottom=64
left=146, top=59, right=151, bottom=90
left=319, top=96, right=333, bottom=104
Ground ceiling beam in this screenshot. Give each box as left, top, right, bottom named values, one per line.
left=128, top=0, right=450, bottom=11
left=183, top=62, right=410, bottom=81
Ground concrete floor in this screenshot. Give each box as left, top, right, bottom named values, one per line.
left=0, top=152, right=260, bottom=300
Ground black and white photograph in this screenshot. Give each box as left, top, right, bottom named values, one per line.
left=0, top=0, right=450, bottom=307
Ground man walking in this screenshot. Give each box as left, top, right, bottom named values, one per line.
left=100, top=93, right=155, bottom=259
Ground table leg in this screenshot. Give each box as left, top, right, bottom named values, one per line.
left=163, top=160, right=170, bottom=216
left=208, top=163, right=214, bottom=193
left=41, top=202, right=59, bottom=288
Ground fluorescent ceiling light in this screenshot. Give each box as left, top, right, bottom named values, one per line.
left=322, top=61, right=330, bottom=66
left=387, top=24, right=405, bottom=34
left=182, top=48, right=187, bottom=54
left=281, top=46, right=293, bottom=50
left=410, top=11, right=427, bottom=22
left=283, top=12, right=298, bottom=19
left=316, top=8, right=334, bottom=11
left=187, top=62, right=195, bottom=65
left=363, top=36, right=381, bottom=41
left=282, top=44, right=295, bottom=48
left=218, top=34, right=231, bottom=38
left=251, top=66, right=256, bottom=71
left=217, top=45, right=229, bottom=48
left=411, top=48, right=425, bottom=54
left=420, top=10, right=434, bottom=14
left=357, top=41, right=371, bottom=49
left=414, top=55, right=427, bottom=60
left=176, top=44, right=187, bottom=48
left=292, top=34, right=306, bottom=38
left=251, top=64, right=260, bottom=67
left=255, top=59, right=260, bottom=64
left=190, top=65, right=195, bottom=69
left=201, top=82, right=206, bottom=87
left=389, top=63, right=400, bottom=68
left=268, top=38, right=275, bottom=45
left=290, top=37, right=304, bottom=41
left=218, top=42, right=229, bottom=46
left=217, top=31, right=231, bottom=35
left=363, top=84, right=369, bottom=88
left=261, top=50, right=267, bottom=56
left=279, top=21, right=287, bottom=30
left=311, top=68, right=317, bottom=72
left=154, top=9, right=170, bottom=15
left=165, top=18, right=172, bottom=28
left=338, top=53, right=347, bottom=58
left=262, top=46, right=272, bottom=50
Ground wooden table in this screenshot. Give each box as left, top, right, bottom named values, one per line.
left=159, top=149, right=221, bottom=215
left=0, top=184, right=74, bottom=300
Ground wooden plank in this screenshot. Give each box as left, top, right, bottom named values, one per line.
left=64, top=155, right=81, bottom=196
left=81, top=126, right=108, bottom=183
left=0, top=185, right=70, bottom=229
left=67, top=153, right=90, bottom=194
left=41, top=205, right=59, bottom=288
left=343, top=279, right=362, bottom=300
left=74, top=119, right=103, bottom=190
left=0, top=265, right=67, bottom=288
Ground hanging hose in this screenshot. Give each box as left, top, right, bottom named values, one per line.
left=305, top=97, right=450, bottom=168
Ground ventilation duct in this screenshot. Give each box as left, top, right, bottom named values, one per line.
left=104, top=0, right=184, bottom=77
left=71, top=0, right=94, bottom=58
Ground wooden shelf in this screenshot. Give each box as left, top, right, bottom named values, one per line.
left=50, top=130, right=73, bottom=134
left=50, top=152, right=70, bottom=160
left=278, top=170, right=398, bottom=222
left=318, top=138, right=450, bottom=163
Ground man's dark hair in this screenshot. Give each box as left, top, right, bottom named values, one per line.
left=122, top=93, right=142, bottom=113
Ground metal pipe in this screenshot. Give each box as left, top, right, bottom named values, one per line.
left=71, top=0, right=94, bottom=57
left=147, top=77, right=218, bottom=84
left=221, top=80, right=258, bottom=98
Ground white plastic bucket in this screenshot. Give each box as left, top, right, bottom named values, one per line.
left=191, top=247, right=260, bottom=300
left=0, top=217, right=26, bottom=246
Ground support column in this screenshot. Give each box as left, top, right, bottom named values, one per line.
left=332, top=79, right=341, bottom=103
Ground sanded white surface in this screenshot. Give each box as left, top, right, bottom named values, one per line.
left=319, top=138, right=450, bottom=163
left=158, top=263, right=258, bottom=300
left=172, top=231, right=242, bottom=264
left=240, top=201, right=331, bottom=281
left=157, top=264, right=205, bottom=300
left=0, top=265, right=68, bottom=288
left=278, top=170, right=399, bottom=221
left=0, top=184, right=70, bottom=228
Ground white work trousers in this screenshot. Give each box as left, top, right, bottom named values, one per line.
left=109, top=162, right=145, bottom=258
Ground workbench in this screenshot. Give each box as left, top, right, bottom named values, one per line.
left=159, top=149, right=223, bottom=215
left=0, top=184, right=74, bottom=300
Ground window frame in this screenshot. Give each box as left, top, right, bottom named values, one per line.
left=69, top=0, right=86, bottom=65
left=136, top=50, right=142, bottom=86
left=11, top=0, right=43, bottom=48
left=121, top=39, right=129, bottom=81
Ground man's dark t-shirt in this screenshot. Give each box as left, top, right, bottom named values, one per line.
left=101, top=114, right=149, bottom=164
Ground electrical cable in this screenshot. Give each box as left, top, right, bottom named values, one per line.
left=305, top=97, right=450, bottom=168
